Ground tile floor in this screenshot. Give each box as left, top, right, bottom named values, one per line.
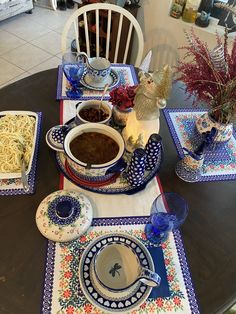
left=0, top=4, right=76, bottom=88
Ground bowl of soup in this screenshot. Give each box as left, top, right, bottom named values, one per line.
left=76, top=100, right=112, bottom=125
left=63, top=123, right=126, bottom=182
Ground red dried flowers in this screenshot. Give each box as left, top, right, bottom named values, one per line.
left=109, top=85, right=137, bottom=111
left=176, top=29, right=236, bottom=124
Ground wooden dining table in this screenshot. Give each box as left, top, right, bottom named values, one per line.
left=0, top=68, right=235, bottom=314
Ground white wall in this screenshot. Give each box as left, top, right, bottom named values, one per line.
left=135, top=0, right=234, bottom=71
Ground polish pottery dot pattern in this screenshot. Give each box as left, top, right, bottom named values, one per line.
left=46, top=125, right=67, bottom=152
left=145, top=134, right=162, bottom=171
left=127, top=148, right=146, bottom=187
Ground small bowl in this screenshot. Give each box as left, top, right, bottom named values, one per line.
left=76, top=100, right=112, bottom=125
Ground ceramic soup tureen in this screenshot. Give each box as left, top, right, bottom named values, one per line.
left=63, top=123, right=126, bottom=182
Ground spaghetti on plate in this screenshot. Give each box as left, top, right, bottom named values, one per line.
left=0, top=115, right=35, bottom=173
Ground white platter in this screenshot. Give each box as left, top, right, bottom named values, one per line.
left=0, top=110, right=38, bottom=179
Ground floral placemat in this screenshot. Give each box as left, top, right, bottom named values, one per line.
left=56, top=64, right=138, bottom=100
left=0, top=112, right=42, bottom=195
left=41, top=217, right=199, bottom=314
left=163, top=108, right=236, bottom=182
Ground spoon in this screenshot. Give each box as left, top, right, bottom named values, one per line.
left=21, top=156, right=30, bottom=192
left=99, top=83, right=109, bottom=120
left=17, top=140, right=29, bottom=192
left=100, top=83, right=109, bottom=104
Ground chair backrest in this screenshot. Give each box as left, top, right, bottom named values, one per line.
left=61, top=3, right=144, bottom=67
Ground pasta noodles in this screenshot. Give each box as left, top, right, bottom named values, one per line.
left=0, top=114, right=36, bottom=173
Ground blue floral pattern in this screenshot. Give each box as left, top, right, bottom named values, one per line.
left=48, top=195, right=81, bottom=226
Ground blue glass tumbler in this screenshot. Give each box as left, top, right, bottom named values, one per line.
left=145, top=192, right=189, bottom=245
left=62, top=51, right=84, bottom=98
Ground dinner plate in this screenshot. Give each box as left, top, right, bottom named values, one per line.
left=35, top=190, right=93, bottom=242
left=80, top=69, right=120, bottom=91
left=0, top=110, right=39, bottom=180
left=79, top=233, right=153, bottom=313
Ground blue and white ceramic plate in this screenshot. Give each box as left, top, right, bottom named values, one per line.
left=79, top=233, right=153, bottom=313
left=80, top=69, right=120, bottom=91
left=35, top=190, right=93, bottom=242
left=55, top=150, right=163, bottom=195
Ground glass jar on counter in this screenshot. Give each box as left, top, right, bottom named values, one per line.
left=170, top=0, right=186, bottom=19
left=182, top=0, right=201, bottom=23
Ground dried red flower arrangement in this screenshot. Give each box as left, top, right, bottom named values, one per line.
left=109, top=85, right=137, bottom=111
left=176, top=28, right=236, bottom=124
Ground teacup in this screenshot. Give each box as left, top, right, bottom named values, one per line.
left=78, top=52, right=111, bottom=83
left=93, top=242, right=161, bottom=292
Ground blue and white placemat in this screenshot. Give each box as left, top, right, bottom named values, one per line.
left=56, top=64, right=138, bottom=100
left=0, top=112, right=42, bottom=195
left=41, top=217, right=199, bottom=314
left=163, top=108, right=236, bottom=182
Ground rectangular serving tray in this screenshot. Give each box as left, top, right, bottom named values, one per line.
left=0, top=110, right=39, bottom=180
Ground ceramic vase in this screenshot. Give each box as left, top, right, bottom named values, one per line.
left=127, top=148, right=146, bottom=187
left=112, top=105, right=132, bottom=127
left=195, top=112, right=233, bottom=143
left=145, top=134, right=162, bottom=171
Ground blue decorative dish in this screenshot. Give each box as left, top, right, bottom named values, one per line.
left=55, top=146, right=163, bottom=195
left=35, top=190, right=93, bottom=242
left=80, top=68, right=120, bottom=91
left=46, top=125, right=65, bottom=152
left=79, top=233, right=154, bottom=313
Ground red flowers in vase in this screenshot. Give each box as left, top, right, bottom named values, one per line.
left=109, top=85, right=137, bottom=111
left=175, top=28, right=236, bottom=124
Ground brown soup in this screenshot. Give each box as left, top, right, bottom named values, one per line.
left=70, top=132, right=119, bottom=165
left=79, top=107, right=109, bottom=122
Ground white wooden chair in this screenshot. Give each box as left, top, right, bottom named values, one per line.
left=61, top=3, right=144, bottom=66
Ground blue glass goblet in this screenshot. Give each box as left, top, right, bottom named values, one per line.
left=62, top=52, right=84, bottom=98
left=145, top=192, right=189, bottom=245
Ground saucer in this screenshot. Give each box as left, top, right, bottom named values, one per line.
left=35, top=190, right=93, bottom=242
left=80, top=69, right=120, bottom=91
left=79, top=233, right=153, bottom=313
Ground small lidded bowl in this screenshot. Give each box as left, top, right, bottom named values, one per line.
left=76, top=100, right=112, bottom=125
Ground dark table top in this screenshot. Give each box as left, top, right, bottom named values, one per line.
left=0, top=68, right=235, bottom=314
